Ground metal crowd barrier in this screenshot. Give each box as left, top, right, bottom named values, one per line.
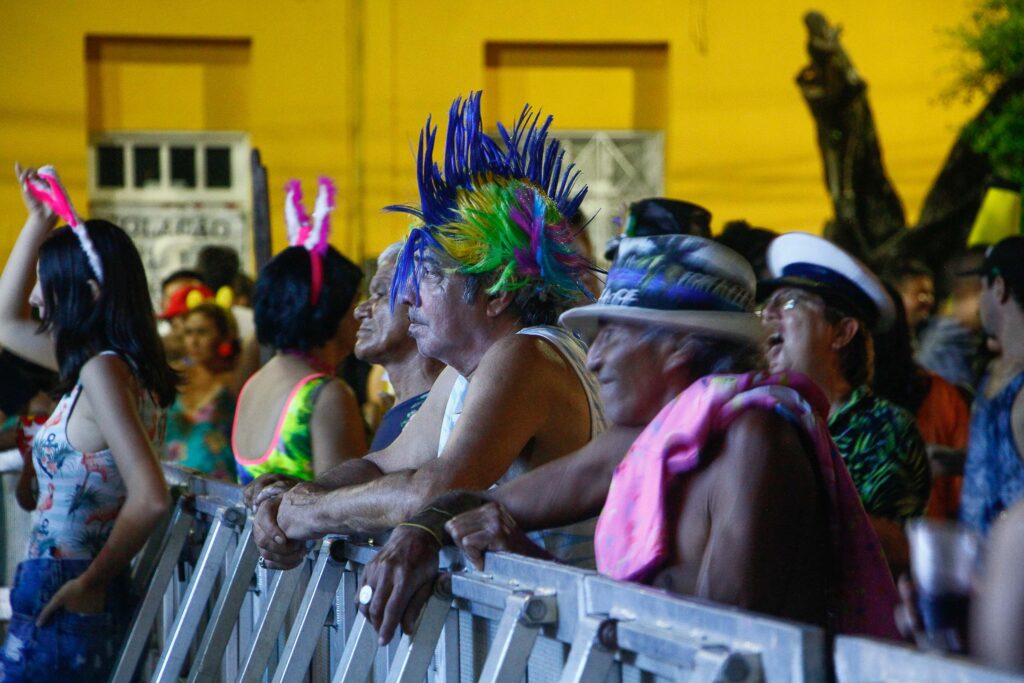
left=834, top=637, right=1024, bottom=683
left=5, top=462, right=1024, bottom=682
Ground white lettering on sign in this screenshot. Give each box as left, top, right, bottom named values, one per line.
left=91, top=202, right=251, bottom=303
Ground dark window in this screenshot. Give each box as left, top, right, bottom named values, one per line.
left=133, top=146, right=161, bottom=188
left=96, top=145, right=125, bottom=188
left=170, top=147, right=196, bottom=188
left=205, top=147, right=232, bottom=188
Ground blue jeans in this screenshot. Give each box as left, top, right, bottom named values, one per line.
left=0, top=559, right=132, bottom=683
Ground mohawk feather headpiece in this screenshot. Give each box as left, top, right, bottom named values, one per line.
left=387, top=92, right=594, bottom=308
left=24, top=166, right=104, bottom=283
left=284, top=177, right=336, bottom=305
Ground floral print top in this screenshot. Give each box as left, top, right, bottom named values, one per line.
left=28, top=357, right=166, bottom=560
left=164, top=385, right=236, bottom=482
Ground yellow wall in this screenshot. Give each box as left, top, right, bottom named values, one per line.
left=0, top=0, right=978, bottom=265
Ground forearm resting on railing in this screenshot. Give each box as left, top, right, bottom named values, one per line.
left=399, top=491, right=493, bottom=545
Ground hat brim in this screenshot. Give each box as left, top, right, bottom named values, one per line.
left=559, top=304, right=764, bottom=345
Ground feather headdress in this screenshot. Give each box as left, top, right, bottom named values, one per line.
left=387, top=92, right=594, bottom=308
left=284, top=177, right=336, bottom=305
left=23, top=166, right=104, bottom=283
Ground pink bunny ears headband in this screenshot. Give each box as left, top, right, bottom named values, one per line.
left=284, top=177, right=336, bottom=305
left=24, top=166, right=104, bottom=283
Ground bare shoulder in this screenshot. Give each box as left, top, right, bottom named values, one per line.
left=477, top=331, right=570, bottom=381
left=313, top=377, right=360, bottom=414
left=715, top=408, right=809, bottom=476
left=80, top=353, right=135, bottom=389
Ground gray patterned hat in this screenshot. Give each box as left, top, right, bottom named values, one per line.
left=560, top=234, right=762, bottom=343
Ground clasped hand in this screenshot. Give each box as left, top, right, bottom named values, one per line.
left=359, top=501, right=531, bottom=644
left=247, top=473, right=325, bottom=570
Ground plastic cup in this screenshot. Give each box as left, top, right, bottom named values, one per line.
left=906, top=519, right=981, bottom=652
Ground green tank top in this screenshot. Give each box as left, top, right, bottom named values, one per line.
left=233, top=373, right=331, bottom=484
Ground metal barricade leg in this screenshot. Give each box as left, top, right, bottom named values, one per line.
left=383, top=579, right=453, bottom=683
left=477, top=592, right=557, bottom=683
left=110, top=497, right=196, bottom=683
left=331, top=611, right=381, bottom=683
left=237, top=554, right=312, bottom=683
left=558, top=618, right=616, bottom=683
left=430, top=606, right=460, bottom=683
left=271, top=538, right=348, bottom=683
left=131, top=505, right=173, bottom=594
left=188, top=518, right=260, bottom=683
left=329, top=564, right=359, bottom=673
left=152, top=506, right=245, bottom=683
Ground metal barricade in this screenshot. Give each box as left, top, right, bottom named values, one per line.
left=8, top=464, right=1020, bottom=683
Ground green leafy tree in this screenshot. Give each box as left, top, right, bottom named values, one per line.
left=954, top=0, right=1024, bottom=185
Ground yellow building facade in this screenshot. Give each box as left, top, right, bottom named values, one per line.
left=0, top=0, right=977, bottom=266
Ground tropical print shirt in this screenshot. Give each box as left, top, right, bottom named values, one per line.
left=164, top=384, right=237, bottom=482
left=29, top=365, right=166, bottom=560
left=828, top=385, right=931, bottom=521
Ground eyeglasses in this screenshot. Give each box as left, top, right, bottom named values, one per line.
left=755, top=290, right=824, bottom=318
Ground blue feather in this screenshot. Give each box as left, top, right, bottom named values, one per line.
left=389, top=226, right=446, bottom=310
left=388, top=91, right=587, bottom=228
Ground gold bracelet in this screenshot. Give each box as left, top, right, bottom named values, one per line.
left=397, top=522, right=443, bottom=547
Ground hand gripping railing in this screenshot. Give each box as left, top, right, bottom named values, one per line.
left=108, top=466, right=1024, bottom=683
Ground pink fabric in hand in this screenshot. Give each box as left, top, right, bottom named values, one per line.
left=594, top=371, right=901, bottom=639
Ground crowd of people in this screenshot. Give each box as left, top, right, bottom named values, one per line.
left=1, top=91, right=1023, bottom=680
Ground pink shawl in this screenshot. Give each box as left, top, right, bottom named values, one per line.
left=594, top=371, right=901, bottom=639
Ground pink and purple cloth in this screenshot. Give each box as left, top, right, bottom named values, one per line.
left=594, top=370, right=901, bottom=639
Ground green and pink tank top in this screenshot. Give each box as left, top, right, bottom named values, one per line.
left=232, top=373, right=331, bottom=484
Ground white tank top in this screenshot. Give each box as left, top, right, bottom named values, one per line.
left=436, top=325, right=605, bottom=566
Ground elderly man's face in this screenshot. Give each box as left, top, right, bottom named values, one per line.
left=355, top=261, right=415, bottom=364
left=760, top=287, right=839, bottom=376
left=586, top=321, right=676, bottom=427
left=400, top=253, right=482, bottom=365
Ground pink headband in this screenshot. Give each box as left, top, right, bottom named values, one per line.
left=284, top=177, right=335, bottom=305
left=24, top=166, right=105, bottom=283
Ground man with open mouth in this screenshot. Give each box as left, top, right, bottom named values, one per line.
left=758, top=232, right=930, bottom=576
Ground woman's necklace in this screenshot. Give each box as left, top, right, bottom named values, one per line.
left=282, top=349, right=336, bottom=376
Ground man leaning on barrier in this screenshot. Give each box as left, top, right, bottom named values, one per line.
left=360, top=234, right=903, bottom=644
left=244, top=92, right=610, bottom=569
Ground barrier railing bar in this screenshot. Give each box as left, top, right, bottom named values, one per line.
left=583, top=574, right=824, bottom=682
left=383, top=581, right=454, bottom=683
left=431, top=606, right=461, bottom=683
left=111, top=495, right=197, bottom=683
left=329, top=564, right=359, bottom=674
left=271, top=538, right=349, bottom=683
left=132, top=506, right=173, bottom=594
left=237, top=557, right=313, bottom=683
left=188, top=518, right=260, bottom=683
left=331, top=611, right=380, bottom=683
left=834, top=637, right=1024, bottom=683
left=557, top=617, right=615, bottom=683
left=152, top=504, right=245, bottom=683
left=476, top=591, right=557, bottom=683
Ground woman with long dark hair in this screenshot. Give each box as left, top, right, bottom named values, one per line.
left=0, top=165, right=176, bottom=682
